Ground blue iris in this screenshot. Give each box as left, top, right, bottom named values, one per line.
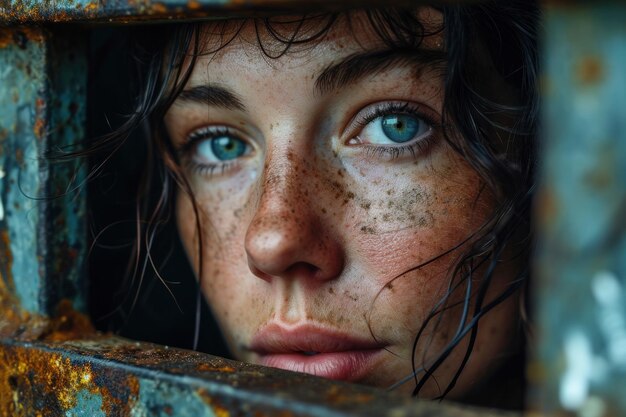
left=211, top=136, right=247, bottom=161
left=381, top=114, right=421, bottom=143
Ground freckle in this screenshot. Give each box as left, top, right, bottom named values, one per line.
left=337, top=169, right=344, bottom=177
left=332, top=150, right=338, bottom=158
left=346, top=192, right=355, bottom=199
left=360, top=202, right=370, bottom=210
left=328, top=287, right=335, bottom=294
left=360, top=225, right=375, bottom=234
left=321, top=208, right=327, bottom=214
left=385, top=283, right=394, bottom=291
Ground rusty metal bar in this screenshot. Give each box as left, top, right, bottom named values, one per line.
left=0, top=26, right=87, bottom=320
left=0, top=0, right=423, bottom=25
left=0, top=334, right=518, bottom=416
left=530, top=3, right=626, bottom=416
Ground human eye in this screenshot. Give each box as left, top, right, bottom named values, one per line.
left=346, top=102, right=437, bottom=159
left=180, top=126, right=253, bottom=177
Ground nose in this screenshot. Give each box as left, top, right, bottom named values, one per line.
left=244, top=153, right=344, bottom=283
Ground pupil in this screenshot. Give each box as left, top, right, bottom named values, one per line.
left=381, top=114, right=419, bottom=143
left=211, top=136, right=246, bottom=161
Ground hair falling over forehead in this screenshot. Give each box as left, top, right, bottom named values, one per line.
left=78, top=1, right=539, bottom=400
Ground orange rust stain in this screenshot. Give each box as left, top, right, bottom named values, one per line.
left=0, top=230, right=13, bottom=276
left=0, top=344, right=140, bottom=416
left=33, top=119, right=45, bottom=139
left=196, top=363, right=236, bottom=373
left=40, top=299, right=95, bottom=342
left=325, top=385, right=374, bottom=405
left=187, top=0, right=202, bottom=10
left=577, top=56, right=604, bottom=86
left=33, top=97, right=47, bottom=139
left=197, top=392, right=232, bottom=417
left=0, top=27, right=43, bottom=48
left=83, top=2, right=98, bottom=12
left=0, top=32, right=11, bottom=49
left=150, top=2, right=168, bottom=14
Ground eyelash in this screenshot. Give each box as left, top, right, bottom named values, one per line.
left=351, top=102, right=440, bottom=160
left=178, top=102, right=441, bottom=178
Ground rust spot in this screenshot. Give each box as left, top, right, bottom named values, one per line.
left=198, top=392, right=232, bottom=417
left=325, top=385, right=374, bottom=405
left=39, top=299, right=95, bottom=342
left=196, top=364, right=236, bottom=373
left=577, top=56, right=604, bottom=85
left=187, top=0, right=202, bottom=10
left=33, top=118, right=46, bottom=138
left=150, top=2, right=168, bottom=14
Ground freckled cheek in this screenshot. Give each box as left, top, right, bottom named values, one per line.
left=176, top=190, right=266, bottom=334
left=344, top=153, right=489, bottom=273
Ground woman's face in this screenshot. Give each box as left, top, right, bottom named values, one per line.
left=165, top=10, right=519, bottom=399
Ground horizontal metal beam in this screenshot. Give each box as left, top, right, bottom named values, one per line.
left=0, top=335, right=518, bottom=417
left=0, top=0, right=424, bottom=25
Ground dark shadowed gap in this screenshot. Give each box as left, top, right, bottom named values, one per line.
left=86, top=27, right=230, bottom=357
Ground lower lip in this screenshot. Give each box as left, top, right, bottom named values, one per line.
left=257, top=349, right=383, bottom=382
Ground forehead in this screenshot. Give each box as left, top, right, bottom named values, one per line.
left=191, top=8, right=444, bottom=74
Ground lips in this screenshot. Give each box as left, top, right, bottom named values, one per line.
left=249, top=323, right=387, bottom=382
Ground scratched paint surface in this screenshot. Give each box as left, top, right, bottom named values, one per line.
left=531, top=3, right=626, bottom=416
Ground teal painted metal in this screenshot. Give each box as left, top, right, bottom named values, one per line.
left=66, top=389, right=107, bottom=417
left=0, top=27, right=87, bottom=316
left=532, top=3, right=626, bottom=416
left=0, top=336, right=517, bottom=416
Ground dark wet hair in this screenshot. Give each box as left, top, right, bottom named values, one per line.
left=73, top=1, right=539, bottom=401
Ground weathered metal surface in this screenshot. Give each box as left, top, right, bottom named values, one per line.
left=0, top=0, right=425, bottom=24
left=0, top=335, right=519, bottom=417
left=0, top=26, right=87, bottom=317
left=531, top=3, right=626, bottom=417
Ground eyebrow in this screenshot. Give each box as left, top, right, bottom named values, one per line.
left=314, top=49, right=447, bottom=96
left=177, top=85, right=246, bottom=112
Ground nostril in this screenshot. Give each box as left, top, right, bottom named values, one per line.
left=285, top=262, right=320, bottom=278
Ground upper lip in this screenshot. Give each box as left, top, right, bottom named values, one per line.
left=249, top=323, right=387, bottom=354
